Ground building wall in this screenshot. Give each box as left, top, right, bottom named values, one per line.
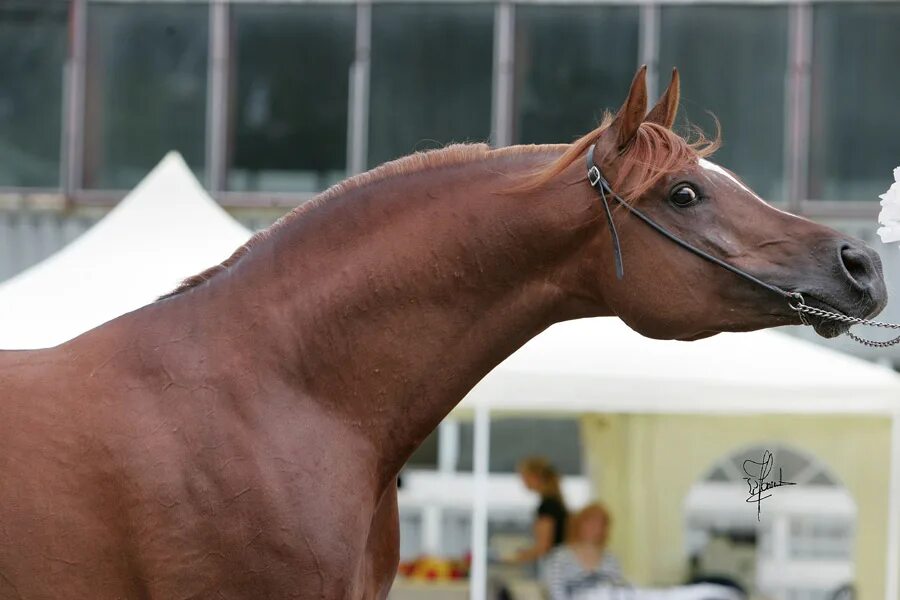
left=0, top=208, right=98, bottom=282
left=581, top=413, right=892, bottom=598
left=0, top=204, right=281, bottom=283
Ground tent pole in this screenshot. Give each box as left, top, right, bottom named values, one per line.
left=886, top=410, right=900, bottom=600
left=471, top=403, right=491, bottom=600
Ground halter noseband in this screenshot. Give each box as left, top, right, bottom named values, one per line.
left=585, top=143, right=797, bottom=302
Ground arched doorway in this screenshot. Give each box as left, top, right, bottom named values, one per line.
left=684, top=443, right=856, bottom=599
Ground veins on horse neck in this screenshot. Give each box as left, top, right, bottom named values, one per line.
left=175, top=153, right=598, bottom=483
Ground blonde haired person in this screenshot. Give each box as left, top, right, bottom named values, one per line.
left=513, top=457, right=568, bottom=564
left=541, top=503, right=625, bottom=600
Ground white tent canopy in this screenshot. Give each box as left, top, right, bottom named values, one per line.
left=0, top=153, right=252, bottom=349
left=457, top=319, right=900, bottom=600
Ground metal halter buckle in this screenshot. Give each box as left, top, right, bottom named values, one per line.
left=587, top=165, right=602, bottom=188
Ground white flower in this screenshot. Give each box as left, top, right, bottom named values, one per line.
left=877, top=167, right=900, bottom=244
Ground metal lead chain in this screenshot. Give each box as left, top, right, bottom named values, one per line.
left=789, top=295, right=900, bottom=348
left=846, top=331, right=900, bottom=348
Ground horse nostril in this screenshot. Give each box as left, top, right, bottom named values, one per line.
left=839, top=244, right=875, bottom=289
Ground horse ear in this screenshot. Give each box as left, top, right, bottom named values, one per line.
left=646, top=68, right=680, bottom=129
left=612, top=65, right=649, bottom=150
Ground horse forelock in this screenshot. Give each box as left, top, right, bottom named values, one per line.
left=510, top=112, right=720, bottom=201
left=615, top=119, right=720, bottom=200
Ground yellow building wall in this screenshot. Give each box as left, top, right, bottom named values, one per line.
left=579, top=413, right=892, bottom=600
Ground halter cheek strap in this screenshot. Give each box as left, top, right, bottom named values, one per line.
left=584, top=143, right=796, bottom=301
left=586, top=145, right=625, bottom=280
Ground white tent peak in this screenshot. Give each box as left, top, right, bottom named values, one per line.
left=77, top=151, right=248, bottom=248
left=0, top=152, right=252, bottom=350
left=119, top=151, right=199, bottom=209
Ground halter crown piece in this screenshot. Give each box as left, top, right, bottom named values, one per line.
left=584, top=144, right=900, bottom=347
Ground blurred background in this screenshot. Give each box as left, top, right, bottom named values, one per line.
left=3, top=1, right=900, bottom=599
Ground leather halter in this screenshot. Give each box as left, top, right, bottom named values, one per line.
left=585, top=143, right=798, bottom=302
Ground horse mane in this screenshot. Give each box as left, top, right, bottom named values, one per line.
left=158, top=143, right=562, bottom=300
left=159, top=118, right=717, bottom=301
left=512, top=111, right=720, bottom=200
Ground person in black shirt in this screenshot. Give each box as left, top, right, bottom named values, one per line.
left=512, top=456, right=568, bottom=564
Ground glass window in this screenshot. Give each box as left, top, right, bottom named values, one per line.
left=83, top=3, right=208, bottom=189
left=398, top=509, right=423, bottom=560
left=0, top=1, right=67, bottom=188
left=789, top=516, right=852, bottom=560
left=659, top=6, right=788, bottom=202
left=809, top=4, right=900, bottom=201
left=514, top=6, right=639, bottom=144
left=228, top=5, right=355, bottom=193
left=368, top=4, right=493, bottom=168
left=458, top=418, right=583, bottom=475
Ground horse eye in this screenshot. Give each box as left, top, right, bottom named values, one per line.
left=670, top=184, right=699, bottom=207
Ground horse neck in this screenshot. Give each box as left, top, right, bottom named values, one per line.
left=185, top=150, right=609, bottom=485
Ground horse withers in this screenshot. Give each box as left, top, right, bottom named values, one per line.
left=0, top=67, right=885, bottom=598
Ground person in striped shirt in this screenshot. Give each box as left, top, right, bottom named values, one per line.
left=541, top=502, right=625, bottom=600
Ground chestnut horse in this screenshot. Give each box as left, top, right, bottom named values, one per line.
left=0, top=67, right=886, bottom=598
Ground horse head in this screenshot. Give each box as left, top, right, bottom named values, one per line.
left=567, top=66, right=886, bottom=340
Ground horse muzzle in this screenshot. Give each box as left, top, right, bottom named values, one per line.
left=798, top=239, right=888, bottom=338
